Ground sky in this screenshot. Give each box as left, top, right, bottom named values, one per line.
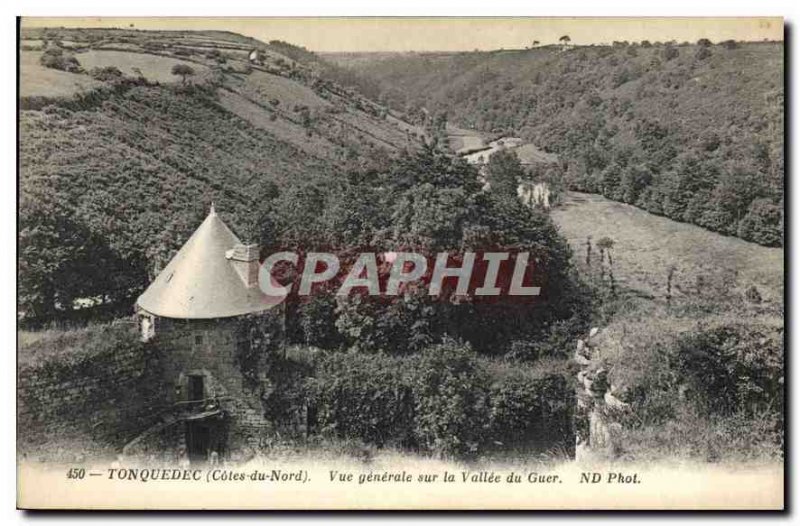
left=22, top=17, right=783, bottom=53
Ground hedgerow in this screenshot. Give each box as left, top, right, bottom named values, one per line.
left=305, top=340, right=574, bottom=458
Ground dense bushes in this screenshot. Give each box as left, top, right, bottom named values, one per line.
left=305, top=341, right=573, bottom=457
left=737, top=198, right=784, bottom=247
left=412, top=343, right=492, bottom=456
left=18, top=321, right=165, bottom=450
left=608, top=319, right=784, bottom=460
left=672, top=324, right=783, bottom=418
left=19, top=320, right=144, bottom=371
left=306, top=351, right=416, bottom=448
left=487, top=361, right=573, bottom=449
left=262, top=146, right=586, bottom=357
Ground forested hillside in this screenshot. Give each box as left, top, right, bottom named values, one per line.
left=18, top=28, right=422, bottom=322
left=329, top=41, right=784, bottom=246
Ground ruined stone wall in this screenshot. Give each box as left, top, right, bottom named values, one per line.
left=17, top=330, right=165, bottom=458
left=574, top=328, right=629, bottom=462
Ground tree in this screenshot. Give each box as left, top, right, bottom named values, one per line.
left=662, top=45, right=679, bottom=61
left=620, top=165, right=653, bottom=204
left=596, top=237, right=616, bottom=296
left=485, top=149, right=525, bottom=199
left=737, top=198, right=783, bottom=247
left=558, top=35, right=571, bottom=45
left=18, top=194, right=143, bottom=322
left=695, top=47, right=713, bottom=61
left=271, top=148, right=582, bottom=355
left=666, top=264, right=677, bottom=307
left=171, top=63, right=195, bottom=84
left=532, top=40, right=540, bottom=47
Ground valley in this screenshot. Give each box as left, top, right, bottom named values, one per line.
left=17, top=25, right=784, bottom=470
left=331, top=41, right=784, bottom=248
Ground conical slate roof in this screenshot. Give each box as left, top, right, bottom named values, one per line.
left=136, top=207, right=284, bottom=319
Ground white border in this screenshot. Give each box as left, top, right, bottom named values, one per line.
left=3, top=1, right=796, bottom=524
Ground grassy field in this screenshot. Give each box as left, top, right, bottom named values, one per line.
left=19, top=48, right=210, bottom=98
left=216, top=89, right=341, bottom=160
left=19, top=51, right=102, bottom=97
left=78, top=50, right=210, bottom=83
left=551, top=191, right=784, bottom=305
left=224, top=67, right=421, bottom=157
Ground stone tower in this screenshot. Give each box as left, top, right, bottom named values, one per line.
left=134, top=205, right=285, bottom=463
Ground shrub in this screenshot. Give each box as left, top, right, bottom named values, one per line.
left=672, top=324, right=783, bottom=417
left=233, top=312, right=284, bottom=390
left=89, top=66, right=124, bottom=82
left=745, top=285, right=763, bottom=304
left=608, top=318, right=784, bottom=461
left=39, top=48, right=82, bottom=73
left=297, top=292, right=344, bottom=348
left=737, top=198, right=783, bottom=247
left=695, top=47, right=713, bottom=61
left=305, top=351, right=415, bottom=447
left=488, top=363, right=572, bottom=448
left=506, top=315, right=589, bottom=362
left=17, top=321, right=164, bottom=448
left=410, top=341, right=491, bottom=457
left=662, top=45, right=679, bottom=61
left=303, top=340, right=570, bottom=458
left=334, top=290, right=436, bottom=355
left=261, top=348, right=315, bottom=427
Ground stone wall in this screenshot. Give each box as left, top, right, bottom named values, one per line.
left=152, top=315, right=277, bottom=452
left=573, top=328, right=629, bottom=462
left=17, top=327, right=165, bottom=458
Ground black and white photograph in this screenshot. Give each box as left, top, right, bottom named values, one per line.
left=14, top=14, right=785, bottom=510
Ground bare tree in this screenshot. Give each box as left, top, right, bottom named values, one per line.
left=597, top=237, right=616, bottom=295
left=666, top=264, right=677, bottom=307
left=585, top=236, right=593, bottom=267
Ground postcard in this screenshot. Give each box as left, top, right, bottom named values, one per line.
left=17, top=16, right=785, bottom=510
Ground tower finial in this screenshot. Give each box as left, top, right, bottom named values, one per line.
left=209, top=201, right=216, bottom=215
